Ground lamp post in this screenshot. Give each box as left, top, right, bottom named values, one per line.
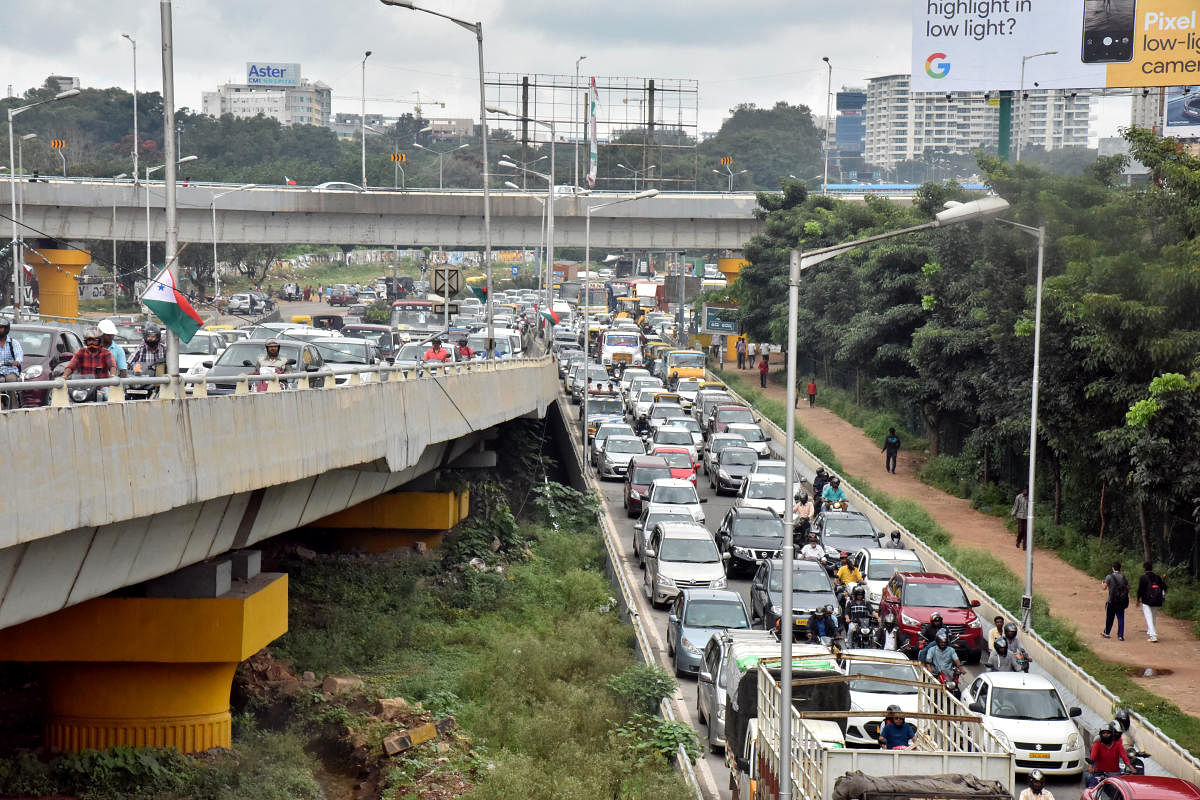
left=361, top=50, right=372, bottom=189
left=617, top=162, right=656, bottom=191
left=379, top=0, right=493, bottom=348
left=501, top=153, right=546, bottom=191
left=997, top=218, right=1046, bottom=631
left=111, top=173, right=128, bottom=314
left=413, top=141, right=470, bottom=189
left=122, top=34, right=139, bottom=182
left=582, top=189, right=659, bottom=460
left=712, top=165, right=747, bottom=192
left=8, top=88, right=80, bottom=309
left=210, top=183, right=257, bottom=300
left=1016, top=50, right=1057, bottom=162
left=17, top=134, right=36, bottom=244
left=574, top=55, right=586, bottom=191
left=822, top=56, right=832, bottom=194
left=776, top=196, right=1011, bottom=800
left=144, top=155, right=198, bottom=279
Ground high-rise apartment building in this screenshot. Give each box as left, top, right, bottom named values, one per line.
left=1131, top=88, right=1165, bottom=132
left=201, top=63, right=331, bottom=127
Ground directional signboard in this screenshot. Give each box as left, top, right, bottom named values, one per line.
left=432, top=266, right=461, bottom=296
left=701, top=303, right=740, bottom=335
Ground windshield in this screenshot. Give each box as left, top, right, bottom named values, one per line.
left=605, top=333, right=640, bottom=348
left=396, top=344, right=427, bottom=361
left=710, top=438, right=740, bottom=455
left=632, top=467, right=673, bottom=485
left=12, top=330, right=52, bottom=357
left=902, top=582, right=969, bottom=608
left=684, top=600, right=749, bottom=629
left=316, top=341, right=371, bottom=364
left=467, top=335, right=512, bottom=354
left=770, top=569, right=832, bottom=593
left=656, top=429, right=692, bottom=445
left=733, top=428, right=766, bottom=443
left=345, top=329, right=389, bottom=348
left=868, top=559, right=924, bottom=580
left=656, top=451, right=693, bottom=469
left=717, top=408, right=756, bottom=424
left=605, top=438, right=645, bottom=455
left=653, top=486, right=699, bottom=505
left=392, top=307, right=434, bottom=328
left=651, top=405, right=684, bottom=420
left=824, top=517, right=877, bottom=537
left=732, top=518, right=782, bottom=538
left=217, top=341, right=299, bottom=365
left=747, top=480, right=786, bottom=500
left=668, top=353, right=706, bottom=368
left=989, top=688, right=1068, bottom=720
left=644, top=512, right=692, bottom=530
left=590, top=399, right=624, bottom=414
left=667, top=418, right=700, bottom=433
left=180, top=336, right=219, bottom=355
left=582, top=366, right=609, bottom=382
left=721, top=449, right=758, bottom=467
left=638, top=390, right=660, bottom=403
left=676, top=379, right=701, bottom=393
left=848, top=661, right=919, bottom=694
left=755, top=463, right=787, bottom=478
left=659, top=537, right=721, bottom=563
left=596, top=426, right=634, bottom=441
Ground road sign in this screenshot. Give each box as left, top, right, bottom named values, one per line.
left=51, top=139, right=66, bottom=149
left=511, top=266, right=519, bottom=276
left=719, top=156, right=733, bottom=166
left=391, top=153, right=407, bottom=163
left=432, top=266, right=461, bottom=296
left=431, top=302, right=460, bottom=315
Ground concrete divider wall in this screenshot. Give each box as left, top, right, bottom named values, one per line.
left=714, top=373, right=1200, bottom=784
left=3, top=359, right=558, bottom=550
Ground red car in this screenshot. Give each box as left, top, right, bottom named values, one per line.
left=650, top=446, right=698, bottom=486
left=706, top=404, right=757, bottom=437
left=623, top=455, right=673, bottom=518
left=877, top=572, right=984, bottom=663
left=1082, top=776, right=1200, bottom=800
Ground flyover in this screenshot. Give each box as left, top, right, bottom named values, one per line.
left=14, top=178, right=763, bottom=250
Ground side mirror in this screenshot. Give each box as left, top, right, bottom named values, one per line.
left=668, top=613, right=679, bottom=624
left=969, top=700, right=985, bottom=714
left=634, top=522, right=643, bottom=531
left=241, top=359, right=254, bottom=367
left=286, top=358, right=298, bottom=367
left=698, top=670, right=712, bottom=683
left=721, top=552, right=731, bottom=561
left=700, top=497, right=709, bottom=504
left=1069, top=706, right=1082, bottom=718
left=202, top=360, right=213, bottom=369
left=970, top=599, right=981, bottom=607
left=645, top=547, right=656, bottom=559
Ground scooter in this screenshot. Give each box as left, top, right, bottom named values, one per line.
left=1084, top=751, right=1150, bottom=788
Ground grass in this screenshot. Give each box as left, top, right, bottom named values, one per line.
left=712, top=363, right=1200, bottom=756
left=805, top=382, right=930, bottom=452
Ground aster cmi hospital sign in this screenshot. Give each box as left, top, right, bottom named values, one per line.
left=246, top=62, right=301, bottom=87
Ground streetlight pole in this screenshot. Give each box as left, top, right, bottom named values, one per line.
left=617, top=162, right=656, bottom=191
left=822, top=56, right=832, bottom=194
left=211, top=183, right=257, bottom=301
left=8, top=88, right=80, bottom=310
left=711, top=166, right=747, bottom=192
left=361, top=50, right=372, bottom=189
left=122, top=33, right=139, bottom=182
left=145, top=155, right=199, bottom=279
left=582, top=189, right=658, bottom=459
left=111, top=173, right=128, bottom=314
left=413, top=141, right=470, bottom=189
left=777, top=196, right=1011, bottom=800
left=17, top=134, right=36, bottom=248
left=1016, top=50, right=1057, bottom=162
left=574, top=55, right=586, bottom=192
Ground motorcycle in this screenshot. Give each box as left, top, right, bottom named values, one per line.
left=1084, top=751, right=1150, bottom=788
left=846, top=616, right=879, bottom=649
left=126, top=362, right=166, bottom=401
left=926, top=663, right=965, bottom=699
left=823, top=499, right=849, bottom=511
left=67, top=372, right=104, bottom=404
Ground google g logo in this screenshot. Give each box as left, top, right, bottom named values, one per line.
left=925, top=53, right=950, bottom=79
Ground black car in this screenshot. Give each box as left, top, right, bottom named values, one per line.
left=811, top=510, right=883, bottom=572
left=750, top=559, right=838, bottom=636
left=709, top=445, right=759, bottom=494
left=203, top=340, right=326, bottom=395
left=715, top=506, right=785, bottom=575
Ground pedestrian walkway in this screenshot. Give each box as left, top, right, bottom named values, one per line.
left=752, top=369, right=1200, bottom=717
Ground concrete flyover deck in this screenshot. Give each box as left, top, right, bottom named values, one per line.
left=0, top=357, right=558, bottom=630
left=16, top=178, right=763, bottom=250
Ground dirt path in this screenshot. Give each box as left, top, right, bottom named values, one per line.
left=742, top=366, right=1200, bottom=717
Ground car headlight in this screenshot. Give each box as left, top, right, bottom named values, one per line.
left=630, top=490, right=641, bottom=500
left=712, top=576, right=727, bottom=589
left=1067, top=733, right=1081, bottom=751
left=70, top=388, right=88, bottom=402
left=968, top=619, right=982, bottom=629
left=731, top=546, right=753, bottom=558
left=21, top=364, right=42, bottom=380
left=681, top=637, right=702, bottom=655
left=992, top=729, right=1011, bottom=749
left=901, top=612, right=918, bottom=626
left=206, top=382, right=216, bottom=392
left=718, top=469, right=731, bottom=480
left=656, top=574, right=675, bottom=587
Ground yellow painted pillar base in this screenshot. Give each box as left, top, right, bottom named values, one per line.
left=26, top=245, right=91, bottom=320
left=311, top=490, right=469, bottom=533
left=0, top=574, right=287, bottom=754
left=717, top=256, right=747, bottom=286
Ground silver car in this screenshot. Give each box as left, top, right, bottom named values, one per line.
left=726, top=422, right=772, bottom=458
left=591, top=422, right=636, bottom=463
left=596, top=435, right=645, bottom=479
left=696, top=629, right=779, bottom=752
left=643, top=521, right=728, bottom=607
left=734, top=474, right=792, bottom=518
left=646, top=478, right=708, bottom=524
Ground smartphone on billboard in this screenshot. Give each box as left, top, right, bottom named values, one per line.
left=1082, top=0, right=1137, bottom=63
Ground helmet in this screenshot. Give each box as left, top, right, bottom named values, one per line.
left=823, top=604, right=835, bottom=615
left=817, top=467, right=827, bottom=476
left=994, top=638, right=1008, bottom=654
left=1108, top=720, right=1123, bottom=736
left=1099, top=725, right=1114, bottom=740
left=98, top=319, right=118, bottom=336
left=142, top=322, right=161, bottom=340
left=890, top=529, right=902, bottom=541
left=1114, top=708, right=1131, bottom=731
left=265, top=338, right=280, bottom=347
left=1004, top=622, right=1018, bottom=639
left=1028, top=770, right=1045, bottom=785
left=935, top=630, right=949, bottom=645
left=852, top=586, right=866, bottom=600
left=930, top=612, right=943, bottom=624
left=83, top=326, right=103, bottom=343
left=799, top=492, right=809, bottom=503
left=831, top=477, right=841, bottom=487
left=883, top=613, right=896, bottom=628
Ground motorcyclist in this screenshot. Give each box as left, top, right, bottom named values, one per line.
left=128, top=323, right=167, bottom=374
left=918, top=612, right=947, bottom=663
left=1018, top=770, right=1053, bottom=800
left=835, top=552, right=863, bottom=589
left=986, top=638, right=1027, bottom=672
left=842, top=585, right=876, bottom=635
left=62, top=326, right=117, bottom=381
left=1086, top=722, right=1132, bottom=787
left=821, top=476, right=847, bottom=508
left=877, top=705, right=916, bottom=749
left=0, top=316, right=23, bottom=404
left=1002, top=622, right=1025, bottom=655
left=799, top=532, right=825, bottom=562
left=922, top=629, right=961, bottom=679
left=792, top=492, right=815, bottom=538
left=812, top=467, right=830, bottom=502
left=806, top=605, right=838, bottom=643
left=884, top=529, right=904, bottom=550
left=872, top=613, right=910, bottom=651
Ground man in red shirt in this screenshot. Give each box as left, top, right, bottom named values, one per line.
left=1086, top=724, right=1132, bottom=787
left=423, top=339, right=452, bottom=363
left=758, top=353, right=769, bottom=388
left=63, top=327, right=117, bottom=380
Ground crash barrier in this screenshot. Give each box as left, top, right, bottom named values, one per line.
left=556, top=395, right=706, bottom=800
left=710, top=371, right=1200, bottom=785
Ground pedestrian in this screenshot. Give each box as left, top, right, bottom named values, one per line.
left=1102, top=561, right=1130, bottom=641
left=1010, top=488, right=1029, bottom=550
left=748, top=341, right=757, bottom=367
left=758, top=353, right=769, bottom=388
left=882, top=427, right=901, bottom=474
left=807, top=376, right=817, bottom=408
left=735, top=336, right=747, bottom=370
left=1136, top=561, right=1167, bottom=643
left=0, top=316, right=23, bottom=406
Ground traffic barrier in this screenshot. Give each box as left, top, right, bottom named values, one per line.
left=711, top=371, right=1200, bottom=784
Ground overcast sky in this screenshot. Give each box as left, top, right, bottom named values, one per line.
left=1, top=0, right=1127, bottom=141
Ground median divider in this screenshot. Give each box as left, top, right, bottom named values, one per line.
left=710, top=371, right=1200, bottom=785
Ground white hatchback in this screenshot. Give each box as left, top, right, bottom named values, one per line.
left=961, top=672, right=1084, bottom=775
left=647, top=478, right=708, bottom=524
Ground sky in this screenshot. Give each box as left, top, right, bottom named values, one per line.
left=0, top=0, right=1129, bottom=143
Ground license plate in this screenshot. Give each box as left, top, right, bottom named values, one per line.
left=1027, top=752, right=1050, bottom=759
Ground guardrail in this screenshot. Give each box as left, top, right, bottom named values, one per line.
left=710, top=370, right=1200, bottom=785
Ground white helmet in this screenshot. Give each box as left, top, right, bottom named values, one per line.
left=97, top=319, right=119, bottom=336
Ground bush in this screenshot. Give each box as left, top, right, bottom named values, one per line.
left=607, top=664, right=678, bottom=715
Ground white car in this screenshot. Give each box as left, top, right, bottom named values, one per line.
left=596, top=435, right=645, bottom=479
left=647, top=477, right=708, bottom=524
left=662, top=415, right=704, bottom=447
left=848, top=548, right=926, bottom=608
left=961, top=672, right=1084, bottom=775
left=591, top=422, right=637, bottom=462
left=649, top=425, right=699, bottom=462
left=734, top=474, right=794, bottom=518
left=632, top=387, right=661, bottom=421
left=840, top=649, right=923, bottom=747
left=179, top=331, right=226, bottom=375
left=726, top=422, right=772, bottom=458
left=618, top=367, right=651, bottom=397
left=674, top=378, right=702, bottom=409
left=643, top=520, right=727, bottom=607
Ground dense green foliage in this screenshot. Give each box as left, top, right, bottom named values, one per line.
left=734, top=128, right=1200, bottom=573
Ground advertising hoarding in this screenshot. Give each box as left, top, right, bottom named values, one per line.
left=246, top=62, right=301, bottom=87
left=912, top=0, right=1199, bottom=92
left=1164, top=86, right=1200, bottom=138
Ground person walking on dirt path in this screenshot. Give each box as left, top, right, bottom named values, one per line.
left=1102, top=561, right=1130, bottom=641
left=736, top=336, right=747, bottom=370
left=1137, top=561, right=1167, bottom=643
left=1010, top=488, right=1030, bottom=550
left=882, top=427, right=901, bottom=474
left=758, top=353, right=769, bottom=388
left=807, top=376, right=817, bottom=408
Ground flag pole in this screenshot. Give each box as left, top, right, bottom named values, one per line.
left=160, top=0, right=181, bottom=376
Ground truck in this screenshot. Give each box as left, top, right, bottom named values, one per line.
left=731, top=658, right=1015, bottom=800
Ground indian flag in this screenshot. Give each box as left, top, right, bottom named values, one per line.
left=141, top=266, right=203, bottom=343
left=540, top=308, right=560, bottom=327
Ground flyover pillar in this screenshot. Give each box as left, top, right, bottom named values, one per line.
left=0, top=562, right=286, bottom=753
left=25, top=239, right=91, bottom=320
left=716, top=256, right=749, bottom=362
left=308, top=490, right=470, bottom=552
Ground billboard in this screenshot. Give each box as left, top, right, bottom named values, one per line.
left=701, top=304, right=740, bottom=335
left=1164, top=86, right=1200, bottom=138
left=246, top=62, right=300, bottom=87
left=912, top=1, right=1199, bottom=92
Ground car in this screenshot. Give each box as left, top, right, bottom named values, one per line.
left=623, top=456, right=674, bottom=517
left=312, top=337, right=382, bottom=384
left=7, top=324, right=82, bottom=406
left=204, top=340, right=327, bottom=395
left=961, top=672, right=1084, bottom=775
left=734, top=473, right=794, bottom=518
left=649, top=446, right=699, bottom=486
left=646, top=477, right=707, bottom=524
left=707, top=404, right=757, bottom=438
left=627, top=375, right=664, bottom=404
left=840, top=649, right=924, bottom=747
left=1082, top=776, right=1200, bottom=800
left=648, top=425, right=699, bottom=461
left=697, top=630, right=780, bottom=753
left=591, top=421, right=637, bottom=462
left=749, top=558, right=838, bottom=635
left=247, top=290, right=275, bottom=313
left=633, top=505, right=696, bottom=567
left=812, top=510, right=883, bottom=570
left=559, top=352, right=584, bottom=380
left=877, top=572, right=985, bottom=663
left=596, top=434, right=646, bottom=479
left=328, top=284, right=355, bottom=306
left=643, top=521, right=727, bottom=607
left=571, top=363, right=610, bottom=403
left=666, top=589, right=751, bottom=677
left=715, top=506, right=785, bottom=575
left=702, top=432, right=747, bottom=477
left=726, top=422, right=772, bottom=458
left=584, top=395, right=627, bottom=438
left=356, top=289, right=380, bottom=304
left=631, top=387, right=662, bottom=422
left=710, top=445, right=759, bottom=494
left=694, top=390, right=735, bottom=428
left=750, top=459, right=799, bottom=482
left=227, top=293, right=253, bottom=314
left=673, top=377, right=703, bottom=409
left=847, top=548, right=926, bottom=608
left=342, top=324, right=401, bottom=362
left=660, top=415, right=704, bottom=447
left=617, top=367, right=651, bottom=396
left=645, top=401, right=687, bottom=435
left=312, top=181, right=364, bottom=191
left=179, top=331, right=226, bottom=376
